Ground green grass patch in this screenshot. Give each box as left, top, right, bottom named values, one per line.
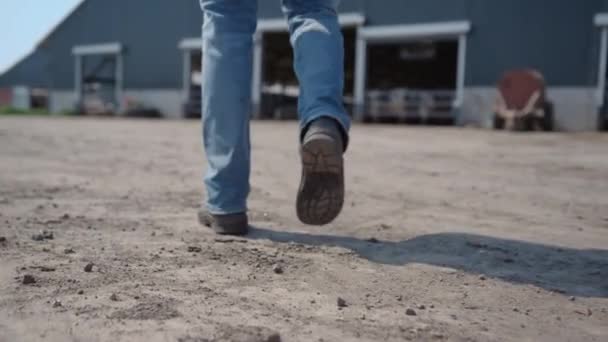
left=0, top=106, right=48, bottom=115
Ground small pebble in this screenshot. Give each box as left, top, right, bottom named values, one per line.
left=64, top=248, right=75, bottom=254
left=52, top=300, right=62, bottom=308
left=62, top=214, right=70, bottom=220
left=569, top=296, right=576, bottom=302
left=406, top=308, right=417, bottom=316
left=0, top=236, right=6, bottom=243
left=33, top=230, right=54, bottom=241
left=78, top=290, right=84, bottom=295
left=337, top=297, right=348, bottom=308
left=22, top=275, right=36, bottom=285
left=110, top=293, right=119, bottom=301
left=418, top=304, right=426, bottom=310
left=479, top=275, right=486, bottom=281
left=84, top=263, right=94, bottom=272
left=272, top=264, right=284, bottom=274
left=366, top=237, right=379, bottom=243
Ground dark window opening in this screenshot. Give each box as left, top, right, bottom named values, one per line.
left=366, top=40, right=458, bottom=125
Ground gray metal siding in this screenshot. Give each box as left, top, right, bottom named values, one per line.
left=40, top=0, right=203, bottom=90
left=0, top=0, right=604, bottom=90
left=465, top=0, right=599, bottom=87
left=360, top=0, right=467, bottom=26
left=258, top=0, right=364, bottom=19
left=0, top=50, right=50, bottom=88
left=258, top=0, right=600, bottom=86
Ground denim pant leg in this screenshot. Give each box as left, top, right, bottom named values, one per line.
left=281, top=0, right=351, bottom=145
left=199, top=0, right=257, bottom=214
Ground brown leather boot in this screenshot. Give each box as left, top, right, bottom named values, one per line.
left=296, top=117, right=345, bottom=225
left=198, top=209, right=248, bottom=236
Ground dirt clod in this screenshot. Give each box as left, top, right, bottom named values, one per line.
left=32, top=230, right=54, bottom=241
left=406, top=308, right=417, bottom=316
left=187, top=246, right=202, bottom=253
left=84, top=263, right=94, bottom=272
left=22, top=275, right=36, bottom=285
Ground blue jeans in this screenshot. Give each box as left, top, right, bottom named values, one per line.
left=200, top=0, right=350, bottom=215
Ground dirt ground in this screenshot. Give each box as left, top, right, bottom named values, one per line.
left=0, top=117, right=607, bottom=342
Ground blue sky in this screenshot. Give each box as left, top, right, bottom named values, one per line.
left=0, top=0, right=82, bottom=74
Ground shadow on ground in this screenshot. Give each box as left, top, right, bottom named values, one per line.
left=249, top=227, right=608, bottom=298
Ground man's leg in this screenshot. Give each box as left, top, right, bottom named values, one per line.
left=282, top=0, right=350, bottom=225
left=199, top=0, right=257, bottom=234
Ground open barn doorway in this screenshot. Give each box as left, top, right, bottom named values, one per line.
left=259, top=28, right=357, bottom=120
left=182, top=50, right=202, bottom=119
left=353, top=21, right=471, bottom=124
left=73, top=43, right=123, bottom=115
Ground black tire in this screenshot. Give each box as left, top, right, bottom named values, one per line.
left=541, top=102, right=554, bottom=131
left=493, top=114, right=505, bottom=130
left=516, top=114, right=535, bottom=131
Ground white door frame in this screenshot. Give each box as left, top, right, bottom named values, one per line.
left=178, top=38, right=203, bottom=105
left=594, top=13, right=608, bottom=108
left=72, top=42, right=123, bottom=111
left=353, top=21, right=471, bottom=121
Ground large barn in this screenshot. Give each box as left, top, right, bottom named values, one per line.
left=1, top=0, right=608, bottom=131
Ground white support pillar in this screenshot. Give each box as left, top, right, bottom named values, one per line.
left=597, top=27, right=608, bottom=108
left=251, top=32, right=264, bottom=119
left=454, top=34, right=468, bottom=108
left=115, top=53, right=124, bottom=113
left=74, top=55, right=82, bottom=105
left=353, top=29, right=367, bottom=122
left=182, top=50, right=192, bottom=103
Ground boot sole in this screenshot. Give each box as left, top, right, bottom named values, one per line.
left=296, top=135, right=344, bottom=225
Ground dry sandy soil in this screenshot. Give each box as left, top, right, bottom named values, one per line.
left=0, top=117, right=607, bottom=342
